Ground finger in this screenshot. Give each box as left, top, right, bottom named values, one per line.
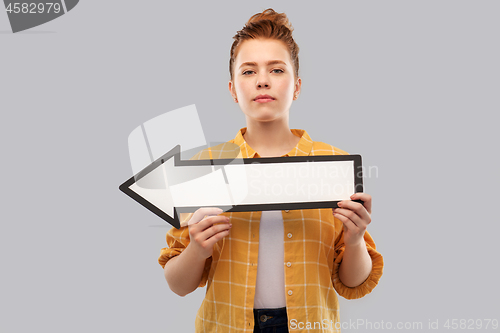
left=337, top=200, right=371, bottom=224
left=196, top=215, right=229, bottom=231
left=199, top=219, right=232, bottom=242
left=188, top=207, right=224, bottom=226
left=194, top=215, right=230, bottom=235
left=332, top=207, right=366, bottom=229
left=204, top=227, right=231, bottom=248
left=333, top=211, right=358, bottom=232
left=350, top=193, right=372, bottom=214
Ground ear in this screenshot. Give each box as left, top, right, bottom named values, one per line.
left=228, top=80, right=236, bottom=99
left=293, top=77, right=302, bottom=100
left=229, top=80, right=238, bottom=102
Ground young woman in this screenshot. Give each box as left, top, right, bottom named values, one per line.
left=160, top=9, right=383, bottom=333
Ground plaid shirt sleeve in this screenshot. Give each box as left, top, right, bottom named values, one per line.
left=158, top=148, right=213, bottom=288
left=317, top=143, right=384, bottom=299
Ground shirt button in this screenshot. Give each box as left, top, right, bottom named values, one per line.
left=286, top=262, right=291, bottom=267
left=287, top=233, right=292, bottom=238
left=288, top=290, right=293, bottom=296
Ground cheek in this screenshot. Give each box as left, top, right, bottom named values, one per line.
left=280, top=81, right=295, bottom=96
left=235, top=82, right=251, bottom=98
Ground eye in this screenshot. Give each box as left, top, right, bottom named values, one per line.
left=242, top=70, right=255, bottom=75
left=272, top=69, right=284, bottom=74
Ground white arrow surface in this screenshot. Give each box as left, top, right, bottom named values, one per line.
left=121, top=145, right=363, bottom=229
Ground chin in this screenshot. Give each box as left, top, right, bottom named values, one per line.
left=241, top=106, right=287, bottom=121
left=252, top=116, right=283, bottom=123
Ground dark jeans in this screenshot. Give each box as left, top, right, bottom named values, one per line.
left=253, top=307, right=289, bottom=333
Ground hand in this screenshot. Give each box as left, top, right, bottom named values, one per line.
left=332, top=193, right=372, bottom=247
left=187, top=207, right=232, bottom=260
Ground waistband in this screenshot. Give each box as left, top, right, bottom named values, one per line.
left=253, top=307, right=288, bottom=330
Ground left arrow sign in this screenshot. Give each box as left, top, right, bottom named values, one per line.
left=120, top=144, right=364, bottom=229
left=119, top=144, right=243, bottom=229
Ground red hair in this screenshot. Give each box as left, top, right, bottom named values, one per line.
left=229, top=8, right=300, bottom=81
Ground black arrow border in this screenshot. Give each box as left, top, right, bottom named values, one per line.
left=120, top=145, right=363, bottom=229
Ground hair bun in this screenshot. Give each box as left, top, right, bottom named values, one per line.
left=229, top=8, right=300, bottom=81
left=247, top=8, right=293, bottom=32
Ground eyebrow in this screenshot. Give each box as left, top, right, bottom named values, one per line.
left=238, top=60, right=288, bottom=69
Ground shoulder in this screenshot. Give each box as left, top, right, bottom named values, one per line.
left=311, top=141, right=349, bottom=156
left=190, top=140, right=241, bottom=160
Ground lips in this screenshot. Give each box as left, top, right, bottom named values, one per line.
left=254, top=95, right=275, bottom=102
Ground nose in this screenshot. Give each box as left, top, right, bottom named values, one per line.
left=256, top=74, right=270, bottom=88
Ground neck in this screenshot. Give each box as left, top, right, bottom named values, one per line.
left=243, top=116, right=300, bottom=157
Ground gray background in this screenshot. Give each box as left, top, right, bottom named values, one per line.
left=1, top=1, right=498, bottom=332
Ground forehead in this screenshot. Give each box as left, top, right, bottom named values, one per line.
left=235, top=39, right=291, bottom=65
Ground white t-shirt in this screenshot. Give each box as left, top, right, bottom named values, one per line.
left=253, top=210, right=287, bottom=309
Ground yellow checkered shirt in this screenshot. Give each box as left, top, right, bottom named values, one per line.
left=159, top=128, right=384, bottom=332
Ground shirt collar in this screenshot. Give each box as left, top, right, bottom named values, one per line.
left=232, top=127, right=314, bottom=158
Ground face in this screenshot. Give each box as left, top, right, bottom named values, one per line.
left=229, top=38, right=301, bottom=123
